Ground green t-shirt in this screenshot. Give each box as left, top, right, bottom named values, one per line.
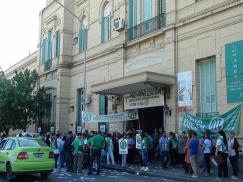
left=37, top=135, right=44, bottom=142
left=72, top=137, right=81, bottom=154
left=142, top=137, right=148, bottom=150
left=171, top=138, right=178, bottom=149
left=105, top=137, right=111, bottom=149
left=92, top=134, right=104, bottom=150
left=88, top=137, right=93, bottom=145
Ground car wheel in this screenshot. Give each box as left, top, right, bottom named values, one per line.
left=40, top=172, right=50, bottom=180
left=6, top=162, right=14, bottom=181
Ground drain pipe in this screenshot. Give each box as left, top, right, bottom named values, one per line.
left=174, top=0, right=179, bottom=132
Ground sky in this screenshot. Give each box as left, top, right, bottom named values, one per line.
left=0, top=0, right=46, bottom=71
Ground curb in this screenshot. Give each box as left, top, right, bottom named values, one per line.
left=103, top=165, right=219, bottom=182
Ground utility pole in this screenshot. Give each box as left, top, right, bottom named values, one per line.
left=53, top=0, right=87, bottom=130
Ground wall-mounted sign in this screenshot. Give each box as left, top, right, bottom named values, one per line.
left=177, top=71, right=193, bottom=112
left=77, top=126, right=82, bottom=133
left=225, top=40, right=243, bottom=103
left=99, top=124, right=106, bottom=133
left=124, top=88, right=164, bottom=110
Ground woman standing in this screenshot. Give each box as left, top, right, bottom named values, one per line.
left=202, top=132, right=212, bottom=176
left=184, top=131, right=193, bottom=175
left=215, top=130, right=228, bottom=179
left=228, top=131, right=240, bottom=180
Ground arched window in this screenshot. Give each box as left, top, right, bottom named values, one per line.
left=79, top=16, right=88, bottom=53
left=101, top=2, right=111, bottom=43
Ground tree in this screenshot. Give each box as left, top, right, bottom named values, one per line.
left=0, top=69, right=48, bottom=134
left=0, top=75, right=16, bottom=135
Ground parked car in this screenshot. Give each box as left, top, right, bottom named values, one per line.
left=0, top=137, right=55, bottom=180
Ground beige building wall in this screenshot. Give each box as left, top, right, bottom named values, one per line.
left=4, top=0, right=243, bottom=141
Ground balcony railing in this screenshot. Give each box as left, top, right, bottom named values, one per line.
left=128, top=13, right=166, bottom=41
left=196, top=112, right=219, bottom=118
left=44, top=60, right=52, bottom=72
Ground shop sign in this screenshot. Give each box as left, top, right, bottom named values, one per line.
left=181, top=105, right=241, bottom=138
left=225, top=40, right=243, bottom=103
left=177, top=71, right=193, bottom=112
left=119, top=139, right=128, bottom=155
left=124, top=88, right=164, bottom=110
left=82, top=110, right=138, bottom=123
left=136, top=134, right=142, bottom=149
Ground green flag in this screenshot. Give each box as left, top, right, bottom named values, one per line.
left=181, top=105, right=241, bottom=138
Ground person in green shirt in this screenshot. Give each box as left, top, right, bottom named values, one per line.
left=37, top=133, right=45, bottom=142
left=169, top=132, right=178, bottom=167
left=88, top=131, right=104, bottom=175
left=72, top=133, right=83, bottom=173
left=105, top=133, right=115, bottom=165
left=141, top=132, right=149, bottom=172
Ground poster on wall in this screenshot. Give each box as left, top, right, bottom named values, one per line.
left=225, top=40, right=243, bottom=103
left=119, top=139, right=128, bottom=155
left=177, top=71, right=193, bottom=112
left=124, top=88, right=164, bottom=110
left=99, top=124, right=106, bottom=133
left=180, top=105, right=241, bottom=138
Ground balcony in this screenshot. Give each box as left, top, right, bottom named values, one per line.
left=128, top=13, right=166, bottom=41
left=44, top=60, right=52, bottom=72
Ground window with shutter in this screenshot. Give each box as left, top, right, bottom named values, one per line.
left=199, top=58, right=217, bottom=113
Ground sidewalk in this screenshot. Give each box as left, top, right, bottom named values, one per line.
left=103, top=162, right=242, bottom=182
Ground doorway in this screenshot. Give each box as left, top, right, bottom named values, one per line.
left=138, top=106, right=164, bottom=134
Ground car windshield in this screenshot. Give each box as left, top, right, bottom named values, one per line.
left=18, top=138, right=48, bottom=147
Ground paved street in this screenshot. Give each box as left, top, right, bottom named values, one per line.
left=0, top=168, right=175, bottom=182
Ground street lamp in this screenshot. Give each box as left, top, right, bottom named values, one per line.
left=53, top=0, right=87, bottom=129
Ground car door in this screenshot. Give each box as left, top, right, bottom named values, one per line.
left=0, top=139, right=8, bottom=171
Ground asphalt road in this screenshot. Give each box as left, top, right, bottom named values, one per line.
left=0, top=168, right=175, bottom=182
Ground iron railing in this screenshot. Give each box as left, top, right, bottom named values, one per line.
left=128, top=13, right=166, bottom=41
left=196, top=112, right=219, bottom=118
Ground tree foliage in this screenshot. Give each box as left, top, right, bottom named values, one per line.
left=0, top=69, right=48, bottom=134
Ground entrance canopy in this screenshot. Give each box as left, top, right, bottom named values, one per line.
left=91, top=72, right=175, bottom=95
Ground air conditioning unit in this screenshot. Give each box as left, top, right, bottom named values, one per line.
left=113, top=17, right=125, bottom=31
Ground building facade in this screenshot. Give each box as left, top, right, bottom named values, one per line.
left=5, top=0, right=243, bottom=140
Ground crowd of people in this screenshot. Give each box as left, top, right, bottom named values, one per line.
left=0, top=128, right=241, bottom=180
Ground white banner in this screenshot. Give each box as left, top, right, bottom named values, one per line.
left=119, top=139, right=128, bottom=155
left=82, top=110, right=138, bottom=123
left=124, top=88, right=164, bottom=110
left=136, top=134, right=142, bottom=149
left=177, top=71, right=193, bottom=111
